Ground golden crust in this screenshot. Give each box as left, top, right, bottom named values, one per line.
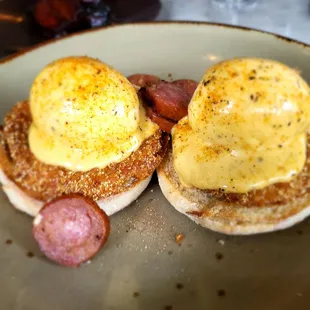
left=0, top=101, right=168, bottom=202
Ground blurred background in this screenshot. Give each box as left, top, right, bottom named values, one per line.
left=0, top=0, right=309, bottom=58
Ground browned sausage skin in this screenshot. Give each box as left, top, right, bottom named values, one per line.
left=32, top=194, right=110, bottom=267
left=127, top=74, right=161, bottom=88
left=129, top=75, right=198, bottom=133
left=172, top=79, right=198, bottom=97
left=144, top=106, right=176, bottom=133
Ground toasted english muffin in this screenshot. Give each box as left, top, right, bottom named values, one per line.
left=157, top=149, right=310, bottom=235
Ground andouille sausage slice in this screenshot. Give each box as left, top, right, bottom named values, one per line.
left=127, top=74, right=161, bottom=87
left=32, top=194, right=110, bottom=267
left=144, top=82, right=190, bottom=121
left=172, top=79, right=198, bottom=97
left=145, top=106, right=176, bottom=133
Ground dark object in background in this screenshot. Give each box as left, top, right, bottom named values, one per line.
left=104, top=0, right=160, bottom=23
left=0, top=0, right=161, bottom=57
left=32, top=0, right=111, bottom=37
left=30, top=0, right=162, bottom=38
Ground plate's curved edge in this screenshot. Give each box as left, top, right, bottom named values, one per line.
left=1, top=21, right=309, bottom=65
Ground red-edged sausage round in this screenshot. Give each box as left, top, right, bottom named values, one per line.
left=144, top=82, right=190, bottom=121
left=32, top=194, right=110, bottom=267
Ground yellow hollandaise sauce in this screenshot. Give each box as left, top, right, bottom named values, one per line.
left=29, top=56, right=158, bottom=171
left=172, top=58, right=310, bottom=193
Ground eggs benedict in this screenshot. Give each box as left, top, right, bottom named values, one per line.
left=157, top=58, right=310, bottom=235
left=0, top=56, right=168, bottom=218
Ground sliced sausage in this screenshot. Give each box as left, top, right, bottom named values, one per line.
left=144, top=82, right=190, bottom=121
left=145, top=106, right=176, bottom=133
left=172, top=79, right=198, bottom=97
left=127, top=74, right=161, bottom=88
left=32, top=194, right=110, bottom=267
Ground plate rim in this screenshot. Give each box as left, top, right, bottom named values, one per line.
left=1, top=21, right=309, bottom=65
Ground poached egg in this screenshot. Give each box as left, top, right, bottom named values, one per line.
left=172, top=58, right=310, bottom=193
left=29, top=56, right=158, bottom=171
